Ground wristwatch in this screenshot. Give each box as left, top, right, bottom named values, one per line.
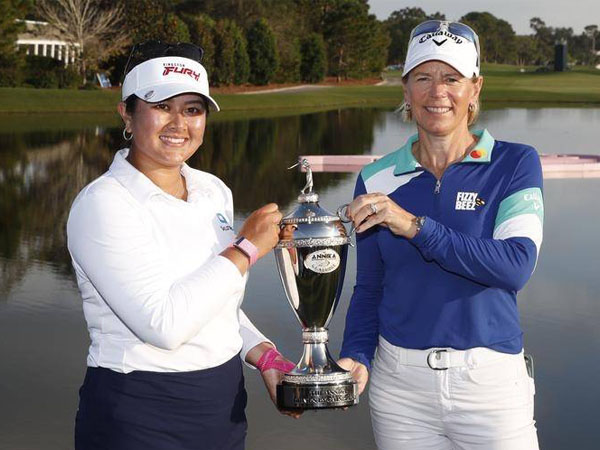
left=413, top=216, right=426, bottom=236
left=231, top=237, right=259, bottom=266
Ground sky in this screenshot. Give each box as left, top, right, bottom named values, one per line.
left=368, top=0, right=600, bottom=35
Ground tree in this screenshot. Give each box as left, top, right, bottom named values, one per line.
left=294, top=0, right=331, bottom=33
left=460, top=12, right=516, bottom=64
left=38, top=0, right=128, bottom=85
left=322, top=0, right=362, bottom=81
left=300, top=33, right=327, bottom=83
left=529, top=17, right=554, bottom=64
left=231, top=23, right=250, bottom=85
left=182, top=13, right=216, bottom=74
left=259, top=1, right=302, bottom=82
left=177, top=0, right=318, bottom=82
left=514, top=35, right=537, bottom=67
left=0, top=0, right=26, bottom=86
left=212, top=20, right=237, bottom=85
left=384, top=7, right=445, bottom=65
left=528, top=17, right=593, bottom=66
left=351, top=13, right=390, bottom=78
left=246, top=19, right=278, bottom=85
left=126, top=0, right=190, bottom=44
left=323, top=0, right=390, bottom=80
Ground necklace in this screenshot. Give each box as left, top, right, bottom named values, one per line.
left=171, top=176, right=187, bottom=200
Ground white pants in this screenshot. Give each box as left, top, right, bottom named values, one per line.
left=369, top=337, right=539, bottom=450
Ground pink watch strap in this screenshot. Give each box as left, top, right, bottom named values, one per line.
left=256, top=348, right=295, bottom=373
left=232, top=237, right=259, bottom=266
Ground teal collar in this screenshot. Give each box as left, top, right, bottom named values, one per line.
left=393, top=129, right=495, bottom=175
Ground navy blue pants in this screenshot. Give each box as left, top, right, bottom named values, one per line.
left=75, top=355, right=247, bottom=450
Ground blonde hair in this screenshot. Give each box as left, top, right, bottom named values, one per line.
left=400, top=75, right=481, bottom=126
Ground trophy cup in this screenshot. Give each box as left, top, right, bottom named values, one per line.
left=274, top=159, right=358, bottom=410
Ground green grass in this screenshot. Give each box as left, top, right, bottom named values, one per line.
left=1, top=64, right=600, bottom=116
left=0, top=87, right=120, bottom=113
left=482, top=66, right=600, bottom=103
left=384, top=64, right=600, bottom=104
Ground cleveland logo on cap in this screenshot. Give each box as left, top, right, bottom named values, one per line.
left=162, top=63, right=201, bottom=81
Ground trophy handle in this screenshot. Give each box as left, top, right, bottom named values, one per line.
left=336, top=204, right=355, bottom=246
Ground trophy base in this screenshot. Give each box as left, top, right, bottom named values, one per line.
left=276, top=378, right=358, bottom=410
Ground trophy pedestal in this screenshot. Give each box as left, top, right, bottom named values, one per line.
left=277, top=375, right=358, bottom=410
left=276, top=330, right=359, bottom=410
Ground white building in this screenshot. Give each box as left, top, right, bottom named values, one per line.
left=16, top=20, right=79, bottom=66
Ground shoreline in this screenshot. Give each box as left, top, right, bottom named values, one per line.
left=2, top=65, right=600, bottom=114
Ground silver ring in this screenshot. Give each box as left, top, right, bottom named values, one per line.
left=370, top=203, right=378, bottom=215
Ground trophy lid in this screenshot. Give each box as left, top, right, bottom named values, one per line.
left=278, top=159, right=349, bottom=248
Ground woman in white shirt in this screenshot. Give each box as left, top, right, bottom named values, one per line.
left=67, top=42, right=295, bottom=450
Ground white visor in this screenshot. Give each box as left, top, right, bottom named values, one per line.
left=122, top=56, right=220, bottom=111
left=402, top=31, right=479, bottom=78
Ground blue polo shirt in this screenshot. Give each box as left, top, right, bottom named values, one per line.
left=340, top=129, right=544, bottom=370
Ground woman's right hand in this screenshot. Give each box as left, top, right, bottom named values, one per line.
left=337, top=358, right=369, bottom=395
left=237, top=203, right=282, bottom=259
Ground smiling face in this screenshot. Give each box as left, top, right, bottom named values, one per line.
left=403, top=60, right=482, bottom=136
left=118, top=93, right=207, bottom=170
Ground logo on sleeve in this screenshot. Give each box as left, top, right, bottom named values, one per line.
left=455, top=192, right=486, bottom=211
left=216, top=213, right=233, bottom=231
left=524, top=192, right=542, bottom=211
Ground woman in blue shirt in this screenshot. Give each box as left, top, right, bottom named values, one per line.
left=338, top=21, right=542, bottom=450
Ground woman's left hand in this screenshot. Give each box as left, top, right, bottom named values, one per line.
left=246, top=343, right=302, bottom=419
left=260, top=366, right=302, bottom=419
left=346, top=193, right=417, bottom=238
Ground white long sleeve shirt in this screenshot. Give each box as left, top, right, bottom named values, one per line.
left=67, top=149, right=269, bottom=373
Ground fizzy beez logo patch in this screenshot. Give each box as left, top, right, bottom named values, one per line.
left=162, top=63, right=201, bottom=81
left=455, top=192, right=485, bottom=211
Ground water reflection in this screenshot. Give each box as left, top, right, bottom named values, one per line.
left=370, top=107, right=600, bottom=157
left=0, top=109, right=383, bottom=298
left=1, top=108, right=599, bottom=450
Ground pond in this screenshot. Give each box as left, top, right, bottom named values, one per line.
left=0, top=107, right=598, bottom=450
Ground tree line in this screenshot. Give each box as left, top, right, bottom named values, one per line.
left=0, top=0, right=598, bottom=88
left=385, top=8, right=599, bottom=68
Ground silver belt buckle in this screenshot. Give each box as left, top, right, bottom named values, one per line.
left=427, top=349, right=448, bottom=370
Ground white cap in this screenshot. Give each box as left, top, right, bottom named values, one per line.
left=122, top=56, right=220, bottom=111
left=402, top=30, right=479, bottom=78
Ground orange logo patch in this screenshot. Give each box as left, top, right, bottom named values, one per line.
left=470, top=149, right=486, bottom=159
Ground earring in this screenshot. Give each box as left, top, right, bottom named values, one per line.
left=468, top=103, right=475, bottom=112
left=404, top=102, right=411, bottom=111
left=122, top=127, right=133, bottom=141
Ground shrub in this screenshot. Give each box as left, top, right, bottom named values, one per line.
left=246, top=19, right=278, bottom=85
left=0, top=63, right=24, bottom=87
left=213, top=20, right=237, bottom=86
left=182, top=13, right=216, bottom=75
left=300, top=33, right=327, bottom=83
left=24, top=55, right=63, bottom=88
left=232, top=23, right=250, bottom=85
left=22, top=55, right=81, bottom=89
left=59, top=65, right=81, bottom=89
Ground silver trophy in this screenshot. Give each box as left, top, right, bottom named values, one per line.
left=274, top=160, right=358, bottom=410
